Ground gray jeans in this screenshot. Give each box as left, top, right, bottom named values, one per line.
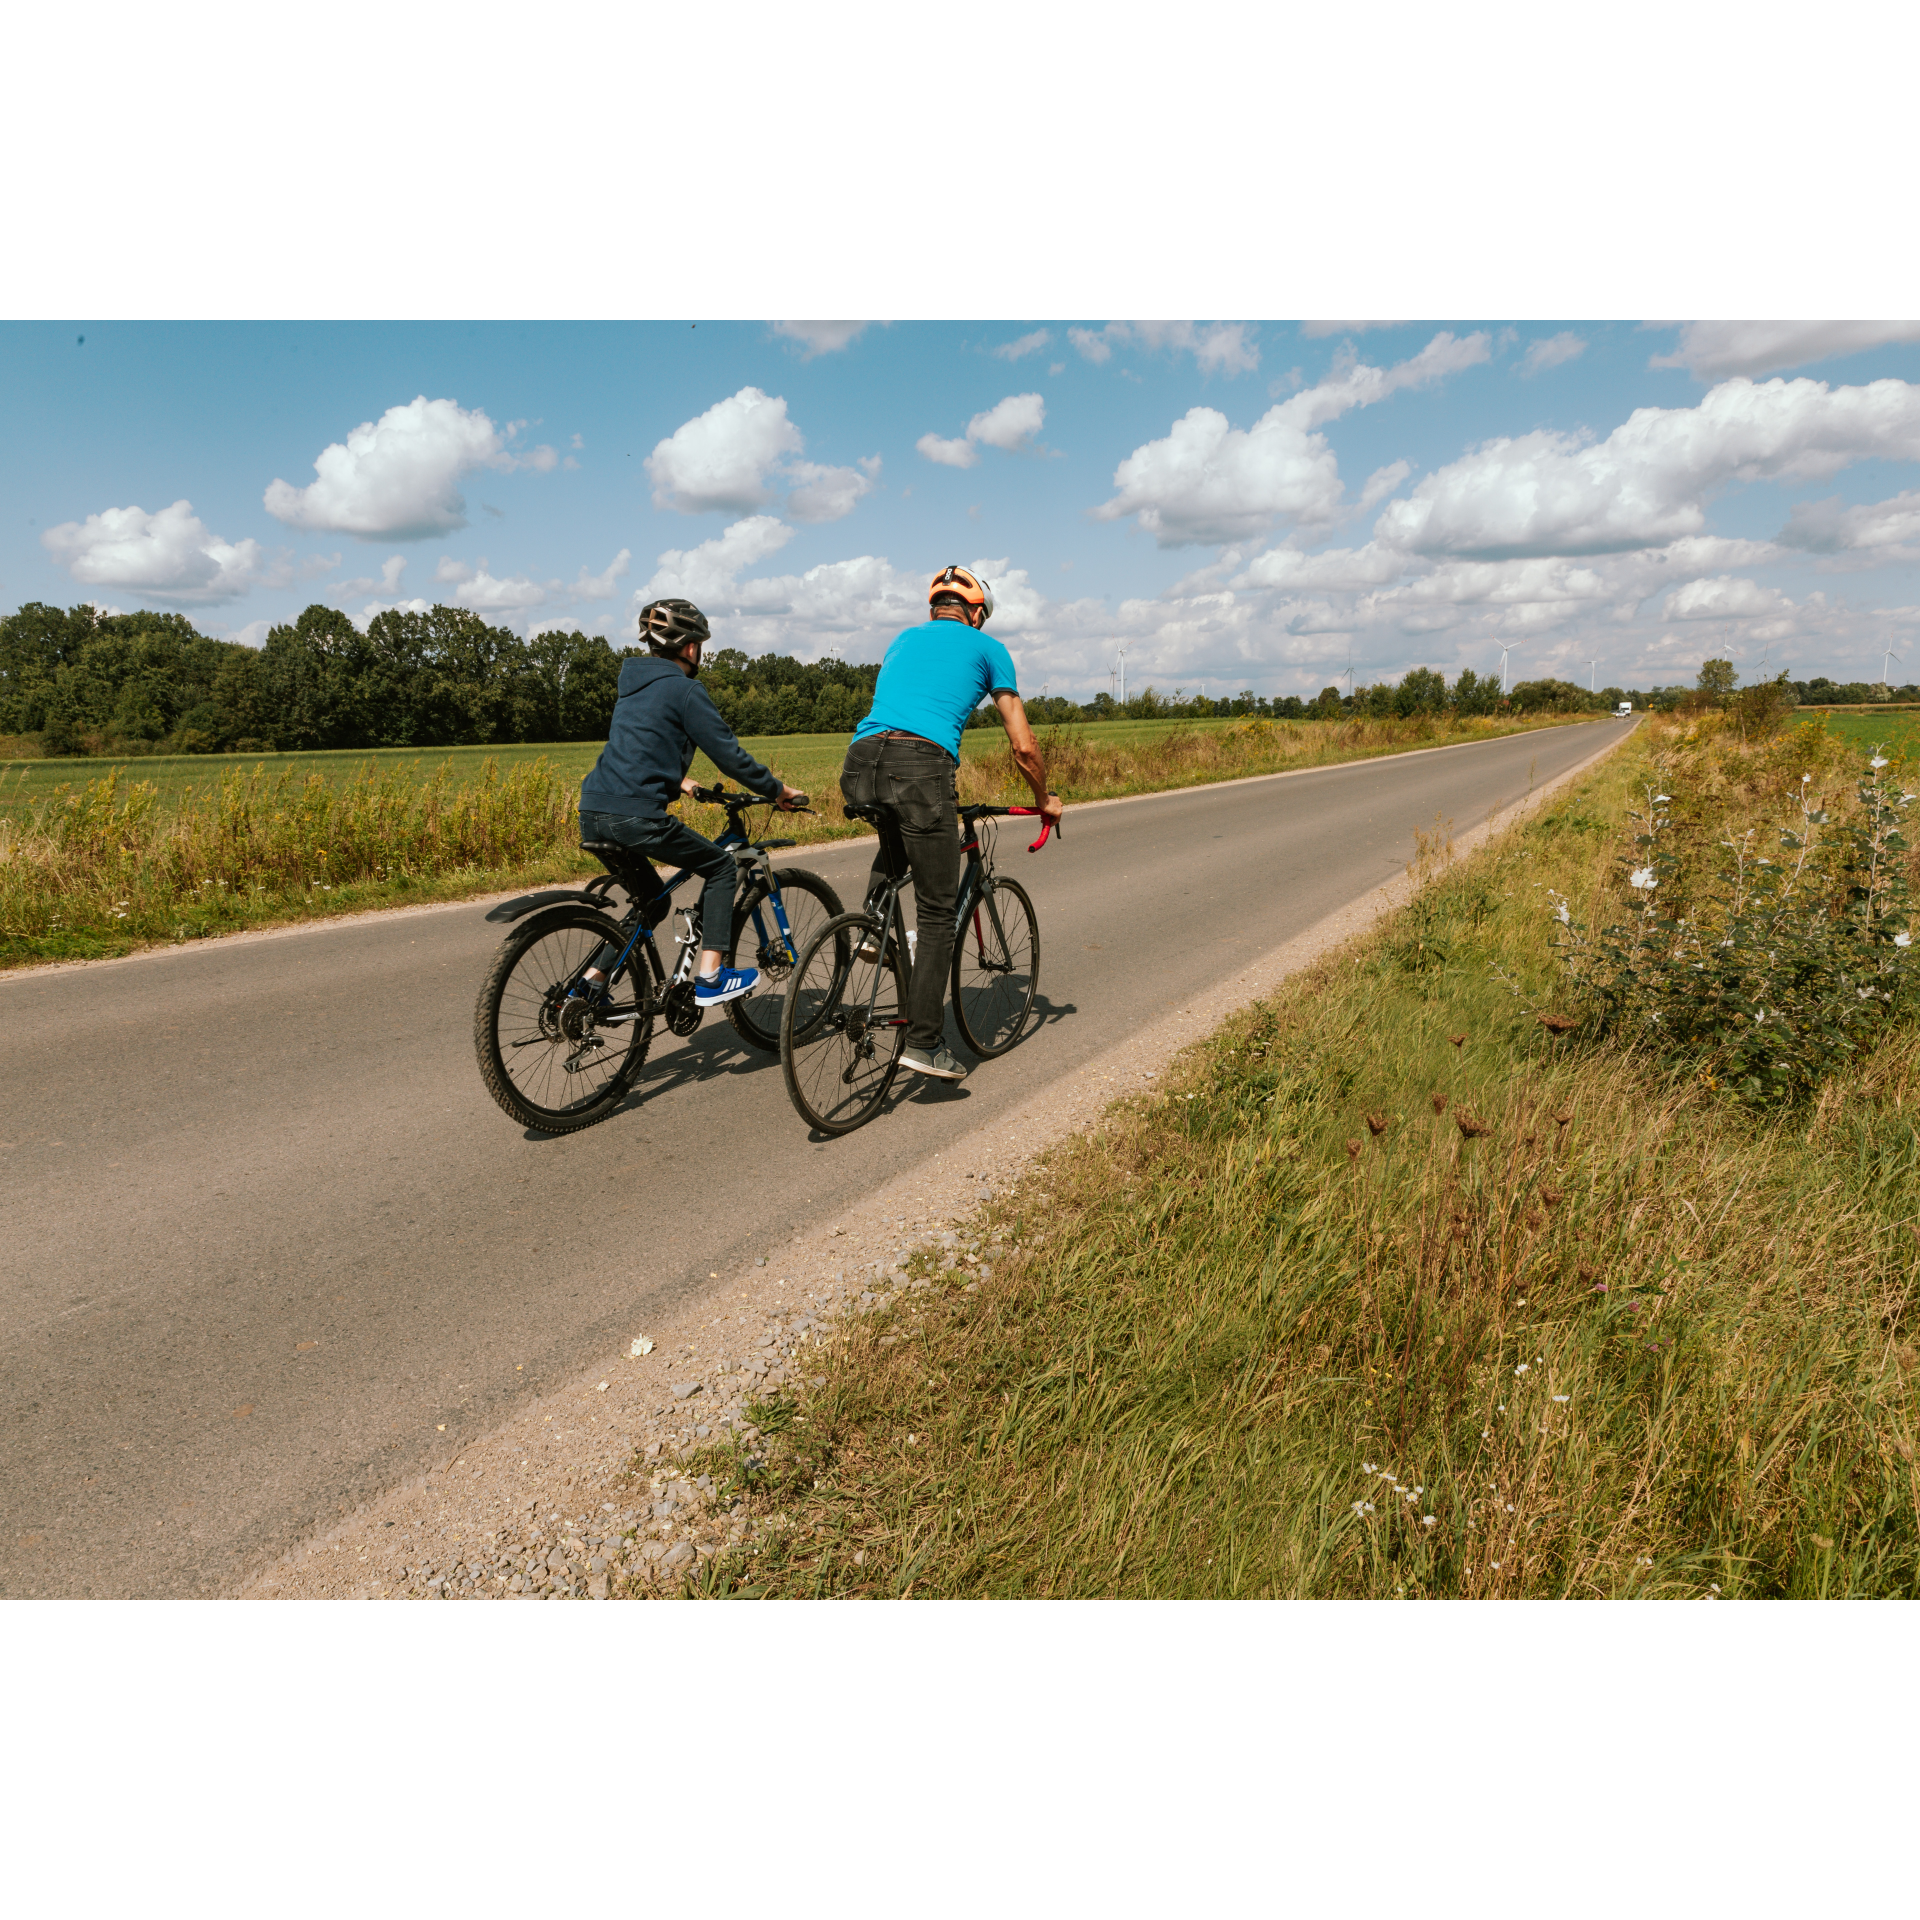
left=578, top=810, right=735, bottom=954
left=839, top=733, right=962, bottom=1052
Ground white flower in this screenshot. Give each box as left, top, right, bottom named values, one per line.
left=1896, top=932, right=1913, bottom=949
left=1871, top=756, right=1889, bottom=770
left=1491, top=1562, right=1501, bottom=1570
left=630, top=1336, right=654, bottom=1356
left=1802, top=774, right=1813, bottom=784
left=1352, top=1501, right=1366, bottom=1515
left=1362, top=1462, right=1376, bottom=1473
left=1629, top=867, right=1657, bottom=891
left=1514, top=1363, right=1529, bottom=1374
left=1422, top=1515, right=1436, bottom=1526
left=1554, top=901, right=1570, bottom=924
left=1552, top=1394, right=1569, bottom=1403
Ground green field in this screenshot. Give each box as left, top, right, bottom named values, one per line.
left=0, top=716, right=1263, bottom=822
left=1803, top=709, right=1920, bottom=761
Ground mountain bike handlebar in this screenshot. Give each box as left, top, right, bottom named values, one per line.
left=689, top=784, right=813, bottom=814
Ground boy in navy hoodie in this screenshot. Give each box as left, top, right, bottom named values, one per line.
left=578, top=598, right=805, bottom=1005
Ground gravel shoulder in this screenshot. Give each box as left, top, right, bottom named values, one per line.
left=243, top=723, right=1633, bottom=1601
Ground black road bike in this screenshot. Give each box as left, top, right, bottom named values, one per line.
left=473, top=786, right=842, bottom=1133
left=778, top=803, right=1057, bottom=1135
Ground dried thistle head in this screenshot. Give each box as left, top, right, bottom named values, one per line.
left=1345, top=1138, right=1362, bottom=1159
left=1554, top=1109, right=1575, bottom=1128
left=1365, top=1112, right=1389, bottom=1136
left=1538, top=1013, right=1578, bottom=1034
left=1541, top=1186, right=1563, bottom=1207
left=1431, top=1092, right=1449, bottom=1114
left=1449, top=1033, right=1467, bottom=1048
left=1455, top=1112, right=1493, bottom=1139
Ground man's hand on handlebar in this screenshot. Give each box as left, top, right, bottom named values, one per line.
left=1039, top=790, right=1064, bottom=829
left=775, top=784, right=809, bottom=812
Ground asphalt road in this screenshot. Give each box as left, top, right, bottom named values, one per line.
left=2, top=722, right=1613, bottom=1596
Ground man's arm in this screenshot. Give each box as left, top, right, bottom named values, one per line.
left=991, top=690, right=1064, bottom=827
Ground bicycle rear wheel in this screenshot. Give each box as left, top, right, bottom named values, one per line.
left=779, top=910, right=909, bottom=1135
left=950, top=874, right=1040, bottom=1058
left=474, top=905, right=653, bottom=1133
left=725, top=866, right=843, bottom=1053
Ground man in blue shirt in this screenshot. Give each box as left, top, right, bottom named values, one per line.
left=840, top=565, right=1062, bottom=1080
left=580, top=598, right=806, bottom=1006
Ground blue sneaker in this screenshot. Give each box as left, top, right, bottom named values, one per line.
left=694, top=965, right=759, bottom=1007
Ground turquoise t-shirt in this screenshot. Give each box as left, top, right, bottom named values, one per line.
left=851, top=622, right=1020, bottom=759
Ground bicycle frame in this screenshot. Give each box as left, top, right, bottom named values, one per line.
left=846, top=803, right=1048, bottom=1035
left=575, top=800, right=810, bottom=1015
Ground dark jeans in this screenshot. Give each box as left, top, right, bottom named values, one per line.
left=578, top=809, right=735, bottom=954
left=839, top=733, right=961, bottom=1052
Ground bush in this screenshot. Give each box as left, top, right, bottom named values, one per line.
left=1553, top=747, right=1917, bottom=1103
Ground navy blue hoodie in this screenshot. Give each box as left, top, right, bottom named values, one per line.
left=579, top=655, right=781, bottom=818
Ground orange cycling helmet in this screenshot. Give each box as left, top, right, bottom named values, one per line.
left=928, top=564, right=994, bottom=623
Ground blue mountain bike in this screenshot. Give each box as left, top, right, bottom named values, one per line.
left=473, top=785, right=843, bottom=1133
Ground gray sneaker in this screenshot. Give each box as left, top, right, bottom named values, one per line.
left=900, top=1044, right=967, bottom=1081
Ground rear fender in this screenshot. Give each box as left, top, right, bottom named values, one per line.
left=484, top=888, right=606, bottom=925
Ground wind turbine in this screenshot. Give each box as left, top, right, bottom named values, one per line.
left=1118, top=648, right=1127, bottom=707
left=1588, top=659, right=1597, bottom=693
left=1497, top=644, right=1521, bottom=696
left=1885, top=641, right=1903, bottom=692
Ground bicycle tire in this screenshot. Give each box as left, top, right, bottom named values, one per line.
left=725, top=865, right=844, bottom=1053
left=950, top=873, right=1041, bottom=1058
left=779, top=909, right=909, bottom=1136
left=474, top=904, right=653, bottom=1133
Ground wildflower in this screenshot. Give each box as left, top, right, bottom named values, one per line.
left=1497, top=1403, right=1506, bottom=1412
left=1481, top=1428, right=1491, bottom=1438
left=1552, top=1394, right=1569, bottom=1403
left=1553, top=901, right=1570, bottom=925
left=1491, top=1562, right=1501, bottom=1570
left=1709, top=1584, right=1721, bottom=1594
left=1897, top=932, right=1913, bottom=949
left=1872, top=756, right=1889, bottom=770
left=1803, top=773, right=1812, bottom=784
left=1592, top=1281, right=1608, bottom=1292
left=1422, top=1515, right=1436, bottom=1526
left=1362, top=1463, right=1376, bottom=1473
left=1514, top=1363, right=1529, bottom=1375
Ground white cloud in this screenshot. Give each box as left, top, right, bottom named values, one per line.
left=233, top=619, right=271, bottom=649
left=1520, top=331, right=1587, bottom=376
left=328, top=554, right=408, bottom=601
left=787, top=459, right=878, bottom=523
left=638, top=516, right=797, bottom=604
left=1097, top=333, right=1488, bottom=545
left=916, top=433, right=977, bottom=470
left=1299, top=321, right=1401, bottom=338
left=264, top=396, right=539, bottom=540
left=1356, top=461, right=1413, bottom=511
left=645, top=387, right=804, bottom=515
left=1663, top=575, right=1792, bottom=621
left=352, top=596, right=432, bottom=631
left=967, top=393, right=1045, bottom=451
left=994, top=330, right=1051, bottom=361
left=916, top=394, right=1044, bottom=468
left=770, top=322, right=868, bottom=358
left=571, top=548, right=631, bottom=600
left=1067, top=322, right=1259, bottom=375
left=1377, top=375, right=1920, bottom=560
left=1652, top=321, right=1920, bottom=380
left=42, top=499, right=276, bottom=602
left=1779, top=488, right=1920, bottom=555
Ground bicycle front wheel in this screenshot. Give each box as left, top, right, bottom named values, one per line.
left=951, top=873, right=1040, bottom=1058
left=725, top=866, right=844, bottom=1053
left=474, top=905, right=653, bottom=1133
left=779, top=910, right=909, bottom=1135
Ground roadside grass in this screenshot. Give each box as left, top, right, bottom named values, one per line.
left=708, top=722, right=1920, bottom=1599
left=2, top=714, right=1600, bottom=969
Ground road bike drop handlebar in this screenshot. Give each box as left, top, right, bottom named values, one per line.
left=972, top=803, right=1063, bottom=853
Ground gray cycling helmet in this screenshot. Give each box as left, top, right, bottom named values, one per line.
left=639, top=598, right=711, bottom=660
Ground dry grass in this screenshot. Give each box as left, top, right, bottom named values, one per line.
left=2, top=715, right=1599, bottom=968
left=696, top=722, right=1920, bottom=1599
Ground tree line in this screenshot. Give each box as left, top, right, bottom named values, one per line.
left=0, top=602, right=884, bottom=756
left=4, top=599, right=1912, bottom=762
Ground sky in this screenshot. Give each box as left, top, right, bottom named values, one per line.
left=8, top=317, right=1920, bottom=703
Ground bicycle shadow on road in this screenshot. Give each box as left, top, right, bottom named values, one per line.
left=517, top=1014, right=781, bottom=1141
